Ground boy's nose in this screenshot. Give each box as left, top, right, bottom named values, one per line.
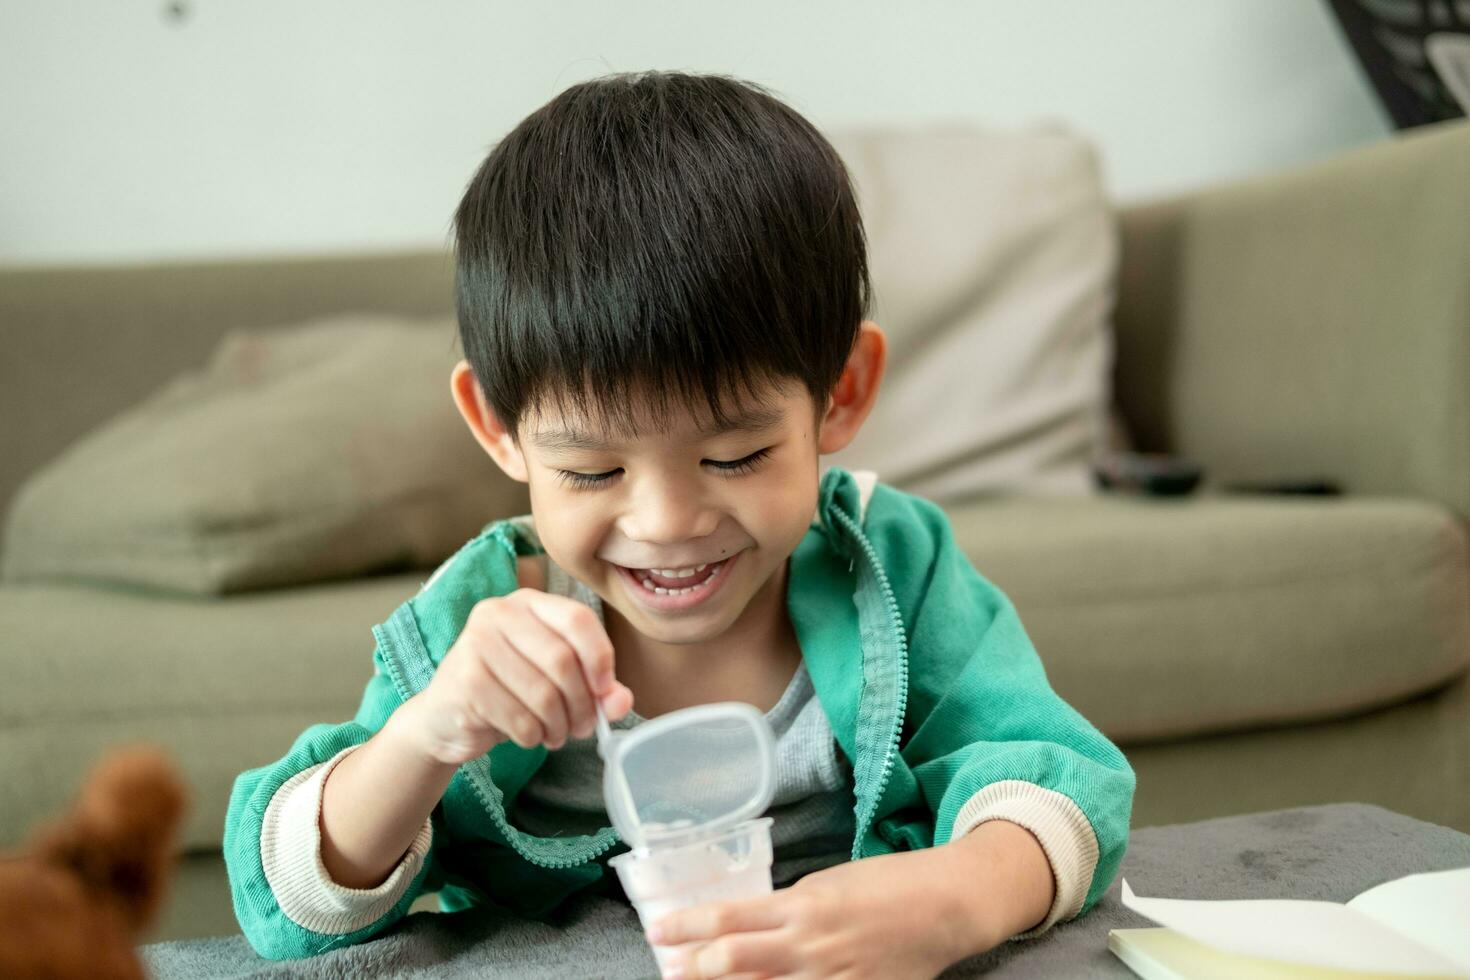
left=619, top=478, right=721, bottom=546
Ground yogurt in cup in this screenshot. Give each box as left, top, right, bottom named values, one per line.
left=610, top=817, right=775, bottom=971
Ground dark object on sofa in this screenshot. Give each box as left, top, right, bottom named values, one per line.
left=1092, top=452, right=1204, bottom=496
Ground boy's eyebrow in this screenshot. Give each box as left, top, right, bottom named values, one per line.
left=530, top=405, right=786, bottom=452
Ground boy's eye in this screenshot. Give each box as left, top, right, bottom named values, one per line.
left=552, top=448, right=771, bottom=490
left=704, top=447, right=772, bottom=474
left=555, top=467, right=622, bottom=489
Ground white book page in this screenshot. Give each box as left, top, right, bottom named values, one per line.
left=1347, top=867, right=1470, bottom=974
left=1120, top=880, right=1467, bottom=977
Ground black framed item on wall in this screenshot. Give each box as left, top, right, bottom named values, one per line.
left=1328, top=0, right=1470, bottom=128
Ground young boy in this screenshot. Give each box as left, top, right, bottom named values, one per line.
left=225, top=72, right=1134, bottom=978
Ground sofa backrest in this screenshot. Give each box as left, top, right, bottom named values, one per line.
left=1113, top=119, right=1470, bottom=517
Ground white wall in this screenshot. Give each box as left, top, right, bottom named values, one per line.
left=0, top=0, right=1389, bottom=266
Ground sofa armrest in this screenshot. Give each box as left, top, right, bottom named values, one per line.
left=1112, top=119, right=1470, bottom=516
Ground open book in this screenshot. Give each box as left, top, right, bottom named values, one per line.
left=1109, top=867, right=1470, bottom=979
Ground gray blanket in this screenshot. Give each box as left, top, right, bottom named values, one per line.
left=143, top=803, right=1470, bottom=979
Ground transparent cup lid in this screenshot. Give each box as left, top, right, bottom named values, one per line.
left=599, top=701, right=776, bottom=851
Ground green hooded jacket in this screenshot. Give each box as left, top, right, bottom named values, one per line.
left=224, top=467, right=1135, bottom=960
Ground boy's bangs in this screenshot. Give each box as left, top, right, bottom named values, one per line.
left=516, top=334, right=789, bottom=442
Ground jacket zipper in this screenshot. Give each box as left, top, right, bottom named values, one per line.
left=829, top=505, right=910, bottom=855
left=459, top=756, right=621, bottom=870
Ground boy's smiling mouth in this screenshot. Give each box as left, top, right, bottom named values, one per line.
left=634, top=562, right=717, bottom=590
left=611, top=554, right=739, bottom=612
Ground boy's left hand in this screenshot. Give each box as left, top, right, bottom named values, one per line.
left=647, top=845, right=989, bottom=980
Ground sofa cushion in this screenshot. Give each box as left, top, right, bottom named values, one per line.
left=0, top=574, right=424, bottom=851
left=825, top=124, right=1114, bottom=502
left=1, top=315, right=528, bottom=596
left=948, top=494, right=1470, bottom=744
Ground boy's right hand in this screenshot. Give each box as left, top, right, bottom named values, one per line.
left=395, top=589, right=634, bottom=765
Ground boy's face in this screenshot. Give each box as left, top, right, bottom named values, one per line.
left=452, top=321, right=886, bottom=648
left=516, top=382, right=819, bottom=646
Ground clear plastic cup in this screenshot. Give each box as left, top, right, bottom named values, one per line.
left=596, top=701, right=778, bottom=972
left=609, top=817, right=775, bottom=972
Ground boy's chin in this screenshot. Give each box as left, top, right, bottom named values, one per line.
left=612, top=603, right=738, bottom=646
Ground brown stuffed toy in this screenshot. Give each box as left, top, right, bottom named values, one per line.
left=0, top=748, right=188, bottom=979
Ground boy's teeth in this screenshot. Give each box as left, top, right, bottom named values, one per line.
left=649, top=563, right=708, bottom=578
left=635, top=559, right=723, bottom=597
left=640, top=576, right=703, bottom=596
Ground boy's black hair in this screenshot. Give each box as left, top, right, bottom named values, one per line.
left=453, top=71, right=870, bottom=439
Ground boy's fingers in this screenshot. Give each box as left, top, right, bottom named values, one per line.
left=463, top=662, right=545, bottom=749
left=649, top=895, right=786, bottom=946
left=495, top=603, right=596, bottom=740
left=600, top=682, right=634, bottom=721
left=676, top=933, right=793, bottom=980
left=480, top=622, right=572, bottom=748
left=521, top=591, right=618, bottom=695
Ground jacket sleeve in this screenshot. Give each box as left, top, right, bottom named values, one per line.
left=222, top=643, right=438, bottom=959
left=870, top=485, right=1136, bottom=934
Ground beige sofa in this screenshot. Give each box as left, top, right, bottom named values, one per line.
left=2, top=119, right=1467, bottom=941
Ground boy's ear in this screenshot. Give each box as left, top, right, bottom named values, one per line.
left=817, top=321, right=887, bottom=455
left=451, top=360, right=530, bottom=483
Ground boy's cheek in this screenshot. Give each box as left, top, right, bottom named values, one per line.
left=750, top=468, right=820, bottom=537
left=728, top=465, right=820, bottom=512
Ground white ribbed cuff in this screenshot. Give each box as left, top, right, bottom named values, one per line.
left=259, top=746, right=433, bottom=935
left=951, top=780, right=1099, bottom=940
